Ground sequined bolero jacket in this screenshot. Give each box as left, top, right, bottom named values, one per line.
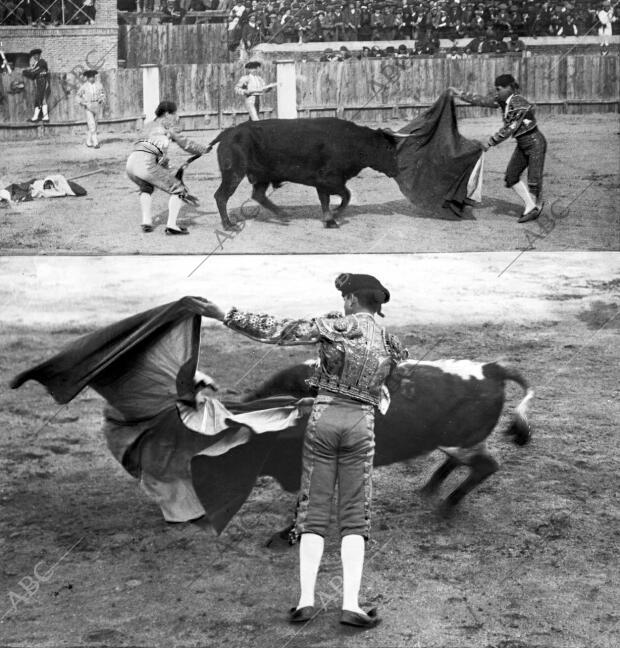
left=132, top=117, right=209, bottom=159
left=224, top=307, right=408, bottom=407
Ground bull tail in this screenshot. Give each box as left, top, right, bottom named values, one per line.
left=205, top=132, right=223, bottom=155
left=494, top=363, right=534, bottom=446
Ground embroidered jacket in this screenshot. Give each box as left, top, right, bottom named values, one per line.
left=224, top=307, right=407, bottom=407
left=133, top=116, right=209, bottom=159
left=76, top=81, right=106, bottom=110
left=460, top=92, right=538, bottom=146
left=29, top=57, right=49, bottom=79
left=235, top=73, right=266, bottom=97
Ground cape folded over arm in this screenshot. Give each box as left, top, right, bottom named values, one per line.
left=395, top=89, right=484, bottom=218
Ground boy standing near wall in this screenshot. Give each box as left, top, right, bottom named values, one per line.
left=76, top=70, right=106, bottom=148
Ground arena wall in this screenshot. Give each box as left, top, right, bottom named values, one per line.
left=0, top=0, right=118, bottom=72
left=0, top=54, right=617, bottom=140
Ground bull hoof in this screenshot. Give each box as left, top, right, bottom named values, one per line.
left=419, top=483, right=438, bottom=498
left=444, top=491, right=463, bottom=508
left=323, top=219, right=340, bottom=229
left=265, top=529, right=294, bottom=550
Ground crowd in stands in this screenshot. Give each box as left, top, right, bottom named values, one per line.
left=114, top=0, right=618, bottom=42
left=224, top=0, right=617, bottom=47
left=0, top=0, right=96, bottom=25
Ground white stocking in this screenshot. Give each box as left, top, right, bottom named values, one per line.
left=297, top=533, right=324, bottom=609
left=341, top=534, right=365, bottom=613
left=512, top=180, right=536, bottom=212
left=139, top=193, right=153, bottom=226
left=167, top=195, right=184, bottom=229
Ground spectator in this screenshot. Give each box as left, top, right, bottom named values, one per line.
left=561, top=12, right=579, bottom=35
left=358, top=4, right=373, bottom=39
left=506, top=31, right=526, bottom=50
left=416, top=27, right=440, bottom=54
left=370, top=5, right=383, bottom=39
left=242, top=12, right=262, bottom=48
left=82, top=0, right=96, bottom=24
left=322, top=8, right=337, bottom=41
left=383, top=5, right=397, bottom=39
left=161, top=0, right=182, bottom=24
left=597, top=0, right=616, bottom=54
left=342, top=2, right=361, bottom=40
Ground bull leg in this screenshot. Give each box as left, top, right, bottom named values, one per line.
left=333, top=187, right=351, bottom=213
left=420, top=455, right=460, bottom=496
left=214, top=170, right=245, bottom=231
left=317, top=189, right=339, bottom=228
left=445, top=452, right=499, bottom=507
left=251, top=182, right=289, bottom=221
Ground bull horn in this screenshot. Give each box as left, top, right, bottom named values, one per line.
left=381, top=128, right=414, bottom=138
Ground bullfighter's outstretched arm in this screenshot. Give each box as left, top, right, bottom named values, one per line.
left=457, top=90, right=499, bottom=109
left=223, top=307, right=321, bottom=346
left=167, top=126, right=210, bottom=156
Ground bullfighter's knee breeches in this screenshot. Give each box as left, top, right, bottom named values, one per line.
left=504, top=130, right=547, bottom=199
left=126, top=151, right=184, bottom=195
left=85, top=109, right=97, bottom=135
left=293, top=394, right=375, bottom=541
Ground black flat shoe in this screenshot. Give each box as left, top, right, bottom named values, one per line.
left=518, top=207, right=540, bottom=223
left=141, top=224, right=153, bottom=233
left=340, top=607, right=381, bottom=628
left=165, top=226, right=189, bottom=235
left=288, top=606, right=316, bottom=623
left=323, top=219, right=340, bottom=229
left=518, top=200, right=545, bottom=224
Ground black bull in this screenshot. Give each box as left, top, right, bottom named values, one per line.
left=194, top=359, right=533, bottom=536
left=206, top=118, right=403, bottom=230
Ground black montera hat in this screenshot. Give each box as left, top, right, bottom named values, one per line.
left=335, top=273, right=390, bottom=303
left=495, top=73, right=518, bottom=87
left=29, top=48, right=42, bottom=56
left=84, top=70, right=99, bottom=78
left=245, top=61, right=262, bottom=69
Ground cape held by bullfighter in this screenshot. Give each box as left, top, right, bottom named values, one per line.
left=11, top=297, right=534, bottom=539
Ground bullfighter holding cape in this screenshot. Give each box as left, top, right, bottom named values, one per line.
left=11, top=288, right=533, bottom=627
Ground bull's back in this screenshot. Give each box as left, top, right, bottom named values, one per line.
left=216, top=118, right=374, bottom=184
left=374, top=361, right=505, bottom=465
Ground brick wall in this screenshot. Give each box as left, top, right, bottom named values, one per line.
left=0, top=0, right=118, bottom=72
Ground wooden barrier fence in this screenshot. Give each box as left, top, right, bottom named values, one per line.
left=295, top=55, right=620, bottom=120
left=0, top=55, right=617, bottom=139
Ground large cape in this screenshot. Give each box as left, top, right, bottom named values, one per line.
left=10, top=298, right=502, bottom=536
left=10, top=297, right=307, bottom=533
left=395, top=90, right=484, bottom=217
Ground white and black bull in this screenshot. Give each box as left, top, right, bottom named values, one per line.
left=206, top=118, right=407, bottom=230
left=244, top=358, right=534, bottom=508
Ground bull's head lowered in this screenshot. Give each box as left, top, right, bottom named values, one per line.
left=363, top=128, right=411, bottom=178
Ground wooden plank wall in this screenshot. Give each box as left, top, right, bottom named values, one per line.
left=159, top=61, right=277, bottom=129
left=119, top=24, right=231, bottom=66
left=296, top=55, right=619, bottom=120
left=1, top=55, right=617, bottom=136
left=0, top=69, right=142, bottom=122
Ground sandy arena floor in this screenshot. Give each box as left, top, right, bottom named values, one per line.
left=0, top=114, right=618, bottom=254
